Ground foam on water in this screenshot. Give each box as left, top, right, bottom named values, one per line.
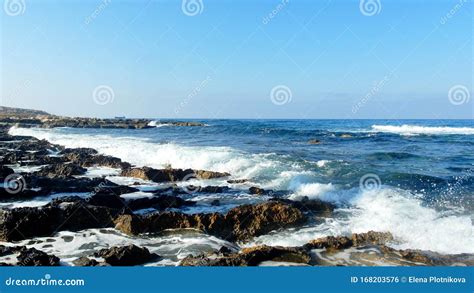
left=251, top=188, right=474, bottom=254
left=0, top=228, right=238, bottom=266
left=371, top=124, right=474, bottom=135
left=8, top=127, right=311, bottom=190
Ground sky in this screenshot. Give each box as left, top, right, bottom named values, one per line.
left=1, top=0, right=473, bottom=119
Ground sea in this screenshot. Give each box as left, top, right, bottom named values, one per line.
left=7, top=119, right=474, bottom=265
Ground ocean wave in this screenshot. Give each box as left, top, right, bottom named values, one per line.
left=371, top=125, right=474, bottom=135
left=250, top=187, right=474, bottom=254
left=147, top=121, right=172, bottom=127
left=8, top=127, right=311, bottom=190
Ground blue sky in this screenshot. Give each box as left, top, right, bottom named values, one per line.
left=1, top=0, right=472, bottom=118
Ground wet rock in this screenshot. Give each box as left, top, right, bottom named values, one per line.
left=199, top=186, right=230, bottom=193
left=227, top=179, right=249, bottom=184
left=24, top=175, right=117, bottom=194
left=0, top=245, right=25, bottom=257
left=94, top=245, right=159, bottom=266
left=249, top=187, right=266, bottom=195
left=308, top=139, right=321, bottom=145
left=210, top=199, right=220, bottom=206
left=271, top=198, right=335, bottom=217
left=115, top=201, right=305, bottom=242
left=17, top=248, right=60, bottom=266
left=0, top=201, right=121, bottom=241
left=0, top=165, right=14, bottom=179
left=304, top=231, right=394, bottom=251
left=126, top=194, right=195, bottom=211
left=121, top=167, right=230, bottom=183
left=73, top=256, right=101, bottom=266
left=35, top=163, right=87, bottom=178
left=181, top=245, right=311, bottom=266
left=61, top=148, right=131, bottom=169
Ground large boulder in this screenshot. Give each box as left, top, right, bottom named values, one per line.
left=0, top=200, right=121, bottom=241
left=94, top=245, right=159, bottom=266
left=115, top=201, right=306, bottom=242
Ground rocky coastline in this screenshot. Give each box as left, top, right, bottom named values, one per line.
left=0, top=108, right=472, bottom=266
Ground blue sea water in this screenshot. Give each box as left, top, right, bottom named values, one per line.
left=9, top=119, right=474, bottom=255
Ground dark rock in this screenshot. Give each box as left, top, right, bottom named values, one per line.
left=199, top=186, right=230, bottom=193
left=35, top=163, right=87, bottom=178
left=73, top=256, right=101, bottom=266
left=121, top=167, right=230, bottom=183
left=0, top=165, right=14, bottom=179
left=304, top=231, right=394, bottom=251
left=210, top=199, right=220, bottom=206
left=0, top=202, right=121, bottom=241
left=181, top=245, right=311, bottom=266
left=115, top=201, right=305, bottom=242
left=94, top=245, right=159, bottom=266
left=16, top=248, right=60, bottom=266
left=249, top=187, right=266, bottom=195
left=227, top=179, right=249, bottom=184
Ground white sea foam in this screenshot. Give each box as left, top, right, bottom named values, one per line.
left=371, top=124, right=474, bottom=135
left=250, top=188, right=474, bottom=254
left=0, top=228, right=237, bottom=266
left=8, top=127, right=311, bottom=190
left=147, top=121, right=172, bottom=127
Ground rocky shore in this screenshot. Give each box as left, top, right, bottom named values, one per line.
left=0, top=108, right=472, bottom=266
